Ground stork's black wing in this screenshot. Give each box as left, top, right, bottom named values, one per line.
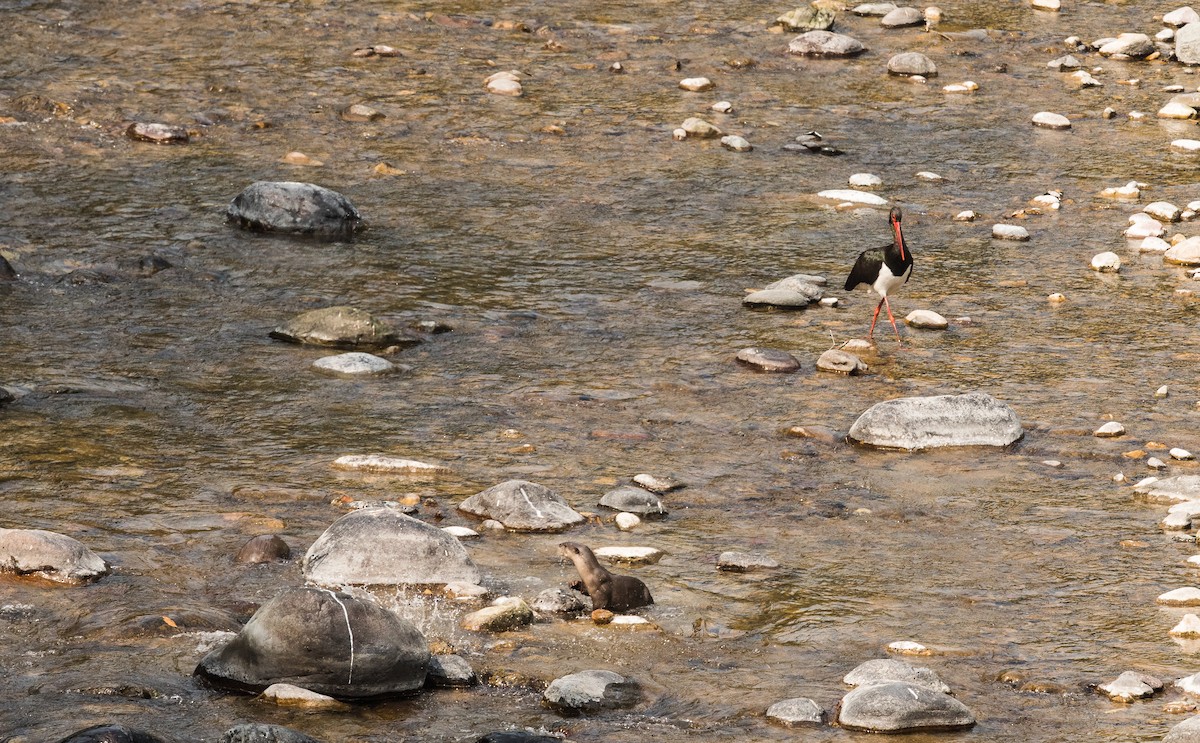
left=844, top=247, right=884, bottom=291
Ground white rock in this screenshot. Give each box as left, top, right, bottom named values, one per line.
left=1042, top=460, right=1063, bottom=467
left=672, top=128, right=688, bottom=141
left=1165, top=236, right=1200, bottom=265
left=1174, top=448, right=1196, bottom=460
left=485, top=72, right=523, bottom=96
left=1173, top=139, right=1200, bottom=152
left=1169, top=502, right=1200, bottom=516
left=332, top=454, right=450, bottom=474
left=1048, top=54, right=1082, bottom=70
left=816, top=189, right=888, bottom=206
left=915, top=171, right=944, bottom=181
left=887, top=640, right=931, bottom=655
left=312, top=352, right=396, bottom=375
left=1072, top=70, right=1103, bottom=87
left=711, top=101, right=733, bottom=113
left=1157, top=385, right=1171, bottom=398
left=1159, top=587, right=1200, bottom=606
left=1031, top=191, right=1063, bottom=208
left=1140, top=236, right=1172, bottom=252
left=480, top=519, right=505, bottom=531
left=1165, top=7, right=1200, bottom=27
left=679, top=77, right=714, bottom=92
left=615, top=512, right=641, bottom=531
left=1100, top=181, right=1141, bottom=199
left=904, top=309, right=948, bottom=329
left=1190, top=555, right=1200, bottom=566
left=849, top=173, right=883, bottom=187
left=1151, top=457, right=1170, bottom=470
left=720, top=135, right=753, bottom=152
left=1094, top=421, right=1125, bottom=437
left=1160, top=101, right=1198, bottom=119
left=1091, top=252, right=1121, bottom=272
left=593, top=545, right=663, bottom=564
left=1147, top=202, right=1185, bottom=223
left=820, top=296, right=840, bottom=307
left=953, top=210, right=977, bottom=221
left=1165, top=512, right=1194, bottom=530
left=1179, top=672, right=1200, bottom=695
left=1048, top=292, right=1066, bottom=302
left=1125, top=221, right=1164, bottom=239
left=852, top=2, right=898, bottom=15
left=609, top=615, right=651, bottom=626
left=1098, top=33, right=1155, bottom=58
left=1031, top=0, right=1060, bottom=10
left=442, top=526, right=480, bottom=539
left=942, top=83, right=974, bottom=93
left=1099, top=671, right=1162, bottom=701
left=992, top=224, right=1030, bottom=241
left=1171, top=614, right=1200, bottom=638
left=681, top=117, right=723, bottom=138
left=1032, top=112, right=1071, bottom=129
left=1113, top=472, right=1126, bottom=483
left=1128, top=111, right=1147, bottom=121
left=1160, top=28, right=1178, bottom=41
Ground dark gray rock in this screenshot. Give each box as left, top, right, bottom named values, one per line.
left=531, top=587, right=587, bottom=614
left=476, top=734, right=562, bottom=743
left=599, top=486, right=667, bottom=517
left=195, top=586, right=429, bottom=698
left=235, top=535, right=290, bottom=564
left=844, top=658, right=950, bottom=692
left=787, top=31, right=866, bottom=56
left=427, top=654, right=477, bottom=686
left=302, top=507, right=482, bottom=587
left=736, top=348, right=802, bottom=372
left=0, top=254, right=17, bottom=280
left=221, top=724, right=321, bottom=743
left=126, top=122, right=189, bottom=144
left=766, top=697, right=824, bottom=726
left=270, top=306, right=413, bottom=349
left=0, top=528, right=109, bottom=584
left=458, top=480, right=584, bottom=532
left=847, top=391, right=1022, bottom=450
left=543, top=670, right=640, bottom=712
left=888, top=52, right=938, bottom=76
left=226, top=181, right=363, bottom=237
left=837, top=681, right=975, bottom=732
left=55, top=726, right=167, bottom=743
left=1179, top=22, right=1200, bottom=64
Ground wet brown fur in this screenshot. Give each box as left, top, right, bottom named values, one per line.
left=558, top=541, right=653, bottom=612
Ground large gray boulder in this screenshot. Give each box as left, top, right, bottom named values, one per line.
left=1179, top=22, right=1200, bottom=64
left=458, top=480, right=584, bottom=532
left=837, top=681, right=975, bottom=732
left=0, top=528, right=109, bottom=584
left=226, top=181, right=363, bottom=237
left=844, top=658, right=950, bottom=693
left=1166, top=715, right=1200, bottom=742
left=543, top=670, right=640, bottom=712
left=847, top=391, right=1022, bottom=450
left=195, top=586, right=429, bottom=698
left=303, top=508, right=481, bottom=587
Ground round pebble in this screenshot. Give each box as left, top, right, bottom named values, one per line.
left=1095, top=421, right=1126, bottom=437
left=1032, top=112, right=1071, bottom=129
left=679, top=77, right=715, bottom=92
left=904, top=309, right=948, bottom=329
left=615, top=512, right=641, bottom=531
left=1091, top=252, right=1121, bottom=272
left=312, top=352, right=396, bottom=375
left=992, top=224, right=1030, bottom=241
left=711, top=101, right=733, bottom=113
left=953, top=210, right=977, bottom=221
left=1173, top=448, right=1195, bottom=460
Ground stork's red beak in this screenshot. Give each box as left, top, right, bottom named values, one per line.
left=893, top=217, right=906, bottom=262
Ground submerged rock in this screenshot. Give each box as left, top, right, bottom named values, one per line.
left=226, top=181, right=363, bottom=238
left=787, top=31, right=866, bottom=56
left=302, top=508, right=482, bottom=586
left=235, top=535, right=291, bottom=564
left=313, top=352, right=397, bottom=375
left=271, top=306, right=410, bottom=349
left=220, top=723, right=321, bottom=743
left=817, top=349, right=867, bottom=374
left=543, top=670, right=639, bottom=712
left=0, top=528, right=110, bottom=584
left=458, top=480, right=584, bottom=531
left=847, top=391, right=1023, bottom=450
left=736, top=347, right=802, bottom=372
left=766, top=697, right=825, bottom=726
left=126, top=122, right=189, bottom=144
left=838, top=681, right=975, bottom=732
left=194, top=586, right=429, bottom=698
left=599, top=485, right=667, bottom=517
left=55, top=726, right=167, bottom=743
left=888, top=52, right=937, bottom=76
left=1135, top=475, right=1200, bottom=503
left=776, top=7, right=836, bottom=31
left=717, top=551, right=780, bottom=571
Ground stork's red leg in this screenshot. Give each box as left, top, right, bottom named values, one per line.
left=869, top=298, right=884, bottom=337
left=883, top=296, right=902, bottom=343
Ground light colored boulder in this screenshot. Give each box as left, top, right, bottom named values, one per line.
left=847, top=392, right=1023, bottom=450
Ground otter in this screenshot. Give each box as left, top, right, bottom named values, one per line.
left=558, top=541, right=653, bottom=612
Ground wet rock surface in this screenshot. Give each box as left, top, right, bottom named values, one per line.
left=458, top=480, right=585, bottom=531
left=599, top=485, right=667, bottom=516
left=195, top=586, right=430, bottom=698
left=270, top=306, right=413, bottom=349
left=543, top=670, right=639, bottom=712
left=837, top=681, right=976, bottom=732
left=848, top=392, right=1023, bottom=450
left=226, top=181, right=363, bottom=237
left=0, top=528, right=110, bottom=584
left=220, top=724, right=322, bottom=743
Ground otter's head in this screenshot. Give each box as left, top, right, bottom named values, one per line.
left=558, top=541, right=592, bottom=561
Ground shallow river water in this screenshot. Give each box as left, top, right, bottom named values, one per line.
left=4, top=0, right=1200, bottom=741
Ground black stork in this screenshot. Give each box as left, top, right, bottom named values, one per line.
left=843, top=207, right=913, bottom=342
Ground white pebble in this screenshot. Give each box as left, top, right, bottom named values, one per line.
left=816, top=189, right=888, bottom=206
left=1150, top=457, right=1169, bottom=470
left=1042, top=460, right=1063, bottom=468
left=820, top=296, right=840, bottom=307
left=1129, top=111, right=1147, bottom=121
left=442, top=526, right=480, bottom=539
left=711, top=101, right=733, bottom=113
left=1157, top=385, right=1170, bottom=398
left=1140, top=236, right=1172, bottom=252
left=313, top=352, right=396, bottom=375
left=1158, top=28, right=1177, bottom=41
left=942, top=81, right=978, bottom=93
left=679, top=77, right=714, bottom=92
left=484, top=71, right=523, bottom=96
left=1032, top=0, right=1060, bottom=9
left=1173, top=139, right=1200, bottom=152
left=1094, top=421, right=1126, bottom=437
left=1100, top=181, right=1141, bottom=199
left=1091, top=251, right=1121, bottom=272
left=849, top=173, right=883, bottom=187
left=720, top=135, right=753, bottom=152
left=1113, top=472, right=1126, bottom=483
left=904, top=309, right=948, bottom=329
left=1030, top=191, right=1063, bottom=209
left=1032, top=111, right=1072, bottom=129
left=1072, top=71, right=1103, bottom=87
left=915, top=171, right=944, bottom=181
left=1171, top=614, right=1200, bottom=638
left=992, top=224, right=1030, bottom=241
left=887, top=640, right=931, bottom=655
left=1173, top=448, right=1195, bottom=460
left=615, top=512, right=641, bottom=531
left=1047, top=292, right=1066, bottom=302
left=954, top=210, right=977, bottom=221
left=1190, top=555, right=1200, bottom=567
left=672, top=128, right=688, bottom=141
left=1160, top=101, right=1198, bottom=119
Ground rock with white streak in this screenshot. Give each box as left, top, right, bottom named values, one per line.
left=1032, top=112, right=1071, bottom=129
left=992, top=224, right=1030, bottom=241
left=1091, top=252, right=1121, bottom=272
left=458, top=480, right=585, bottom=532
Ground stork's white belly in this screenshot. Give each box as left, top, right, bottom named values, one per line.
left=871, top=263, right=911, bottom=297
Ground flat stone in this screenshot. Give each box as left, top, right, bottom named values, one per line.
left=787, top=30, right=866, bottom=57
left=313, top=352, right=396, bottom=376
left=543, top=670, right=639, bottom=712
left=838, top=681, right=975, bottom=733
left=599, top=485, right=667, bottom=516
left=270, top=306, right=409, bottom=349
left=844, top=658, right=951, bottom=693
left=332, top=454, right=449, bottom=474
left=633, top=473, right=685, bottom=493
left=717, top=551, right=780, bottom=571
left=442, top=526, right=480, bottom=539
left=260, top=683, right=350, bottom=710
left=851, top=3, right=897, bottom=15
left=743, top=288, right=817, bottom=308
left=0, top=528, right=109, bottom=585
left=849, top=173, right=882, bottom=187
left=341, top=103, right=384, bottom=122
left=993, top=224, right=1030, bottom=241
left=127, top=122, right=189, bottom=144
left=458, top=480, right=584, bottom=532
left=1032, top=112, right=1072, bottom=129
left=881, top=6, right=923, bottom=27
left=720, top=135, right=753, bottom=152
left=736, top=347, right=802, bottom=372
left=848, top=391, right=1023, bottom=450
left=1140, top=236, right=1172, bottom=252
left=593, top=545, right=663, bottom=565
left=887, top=641, right=932, bottom=655
left=1094, top=421, right=1126, bottom=437
left=1159, top=587, right=1200, bottom=606
left=1032, top=0, right=1061, bottom=10
left=1136, top=475, right=1200, bottom=503
left=817, top=189, right=888, bottom=205
left=888, top=52, right=937, bottom=76
left=1101, top=181, right=1141, bottom=199
left=1146, top=202, right=1183, bottom=221
left=1161, top=101, right=1198, bottom=119
left=766, top=697, right=825, bottom=726
left=905, top=309, right=948, bottom=329
left=1174, top=448, right=1195, bottom=460
left=817, top=348, right=867, bottom=374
